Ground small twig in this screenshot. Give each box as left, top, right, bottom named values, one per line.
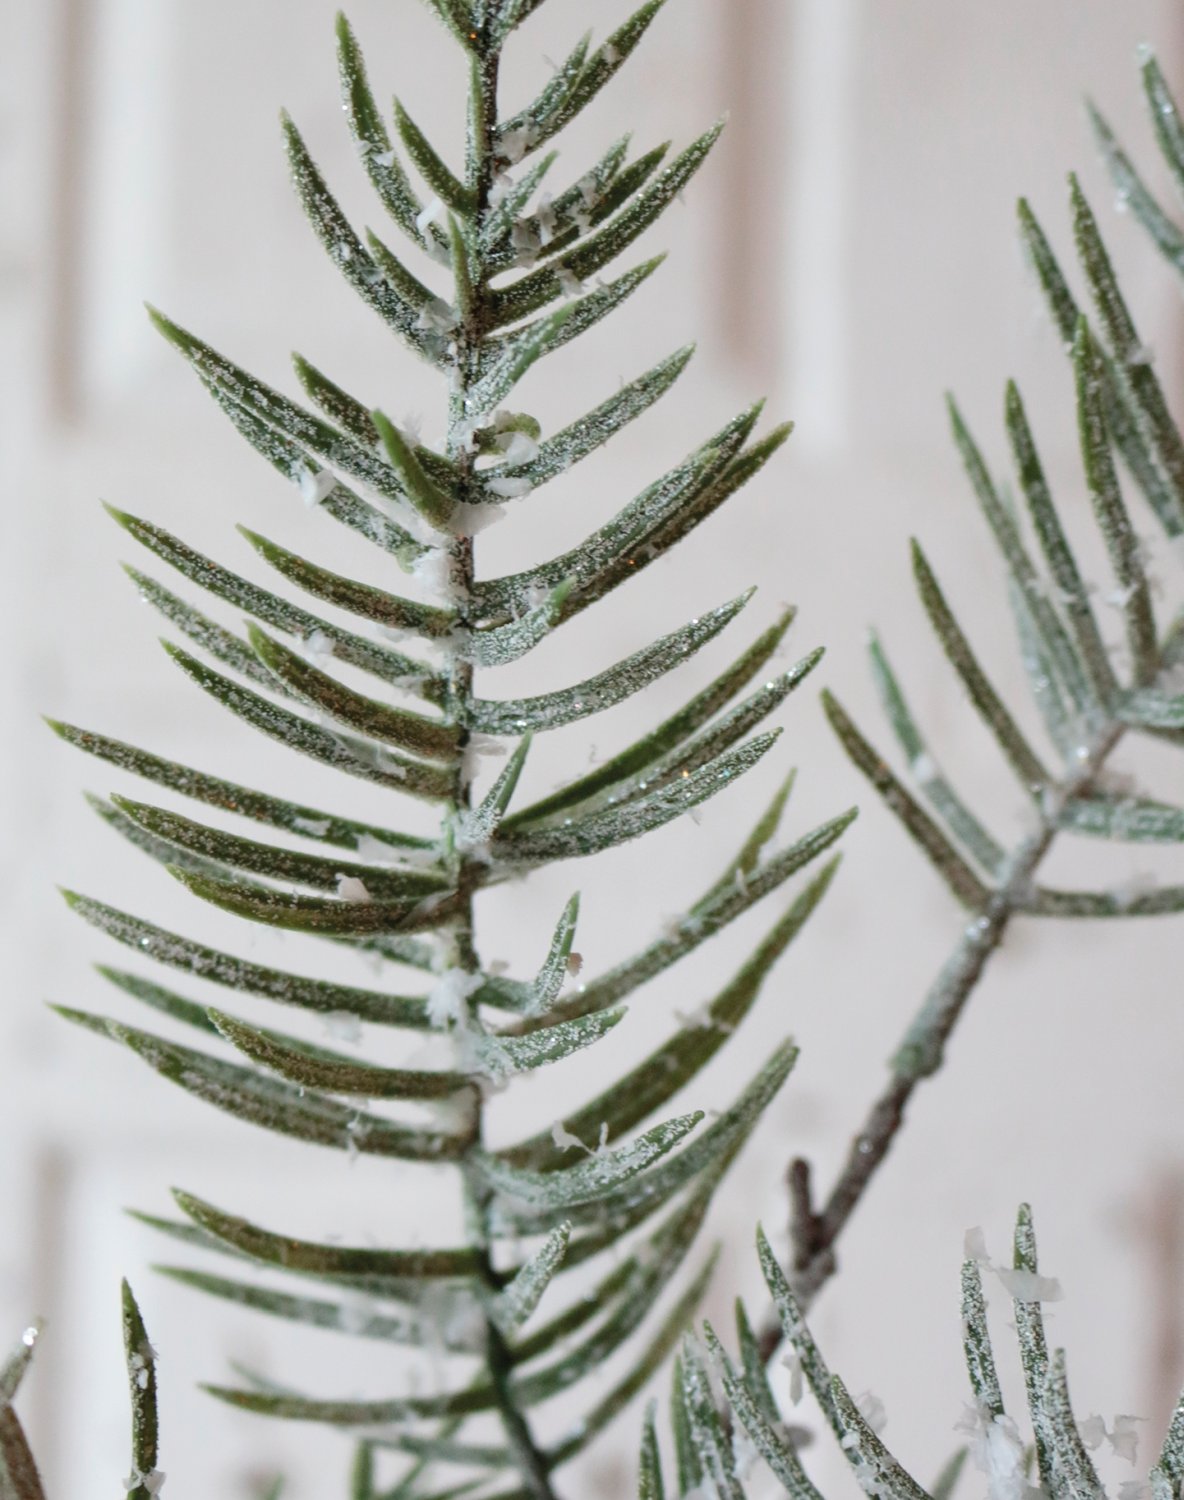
left=759, top=723, right=1125, bottom=1355
left=786, top=1157, right=817, bottom=1271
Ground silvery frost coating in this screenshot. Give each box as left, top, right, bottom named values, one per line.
left=33, top=0, right=854, bottom=1494
left=658, top=1209, right=1184, bottom=1500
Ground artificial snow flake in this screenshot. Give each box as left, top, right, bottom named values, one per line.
left=576, top=173, right=599, bottom=211
left=551, top=1121, right=588, bottom=1153
left=964, top=1226, right=991, bottom=1262
left=486, top=475, right=533, bottom=499
left=451, top=501, right=508, bottom=538
left=323, top=1011, right=363, bottom=1044
left=353, top=833, right=407, bottom=864
left=460, top=733, right=509, bottom=790
left=123, top=1471, right=166, bottom=1496
left=955, top=1404, right=1027, bottom=1500
left=993, top=1266, right=1063, bottom=1302
left=536, top=193, right=557, bottom=245
left=295, top=465, right=336, bottom=507
left=373, top=148, right=397, bottom=168
left=335, top=875, right=373, bottom=904
left=416, top=298, right=457, bottom=335
left=1107, top=1414, right=1145, bottom=1464
left=345, top=1112, right=371, bottom=1163
left=1078, top=1413, right=1106, bottom=1450
left=415, top=196, right=446, bottom=236
left=550, top=1120, right=607, bottom=1156
left=1118, top=1483, right=1152, bottom=1500
left=427, top=968, right=483, bottom=1030
left=128, top=1350, right=151, bottom=1390
left=336, top=1299, right=373, bottom=1336
left=1113, top=871, right=1159, bottom=911
left=411, top=546, right=456, bottom=599
left=856, top=1390, right=887, bottom=1434
left=557, top=267, right=585, bottom=299
left=674, top=1001, right=721, bottom=1032
left=498, top=430, right=540, bottom=466
left=732, top=1421, right=760, bottom=1481
left=499, top=123, right=540, bottom=165
left=291, top=816, right=331, bottom=837
left=781, top=1346, right=804, bottom=1404
left=510, top=219, right=541, bottom=266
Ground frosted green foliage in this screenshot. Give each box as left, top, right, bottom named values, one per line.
left=487, top=344, right=693, bottom=492
left=819, top=57, right=1184, bottom=1109
left=679, top=1334, right=746, bottom=1500
left=2, top=1296, right=162, bottom=1497
left=638, top=1403, right=666, bottom=1500
left=701, top=1321, right=823, bottom=1500
left=56, top=1006, right=469, bottom=1159
left=177, top=1189, right=479, bottom=1280
left=121, top=1282, right=163, bottom=1500
left=207, top=1010, right=474, bottom=1099
left=48, top=2, right=851, bottom=1494
left=1088, top=92, right=1184, bottom=276
left=494, top=732, right=781, bottom=864
left=551, top=810, right=854, bottom=1025
left=505, top=859, right=838, bottom=1172
left=475, top=1112, right=704, bottom=1213
left=698, top=1206, right=1184, bottom=1500
left=0, top=1324, right=45, bottom=1500
left=64, top=892, right=439, bottom=1022
left=468, top=589, right=755, bottom=735
left=240, top=526, right=457, bottom=640
left=960, top=1260, right=1004, bottom=1418
left=467, top=305, right=575, bottom=418
left=109, top=795, right=449, bottom=896
left=486, top=1226, right=571, bottom=1336
left=458, top=579, right=574, bottom=668
left=110, top=506, right=441, bottom=689
left=498, top=1044, right=798, bottom=1237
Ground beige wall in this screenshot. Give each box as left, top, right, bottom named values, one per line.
left=3, top=1, right=1184, bottom=1494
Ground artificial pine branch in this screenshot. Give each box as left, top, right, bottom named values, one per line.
left=741, top=44, right=1184, bottom=1365
left=23, top=7, right=1184, bottom=1493
left=40, top=1, right=848, bottom=1492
